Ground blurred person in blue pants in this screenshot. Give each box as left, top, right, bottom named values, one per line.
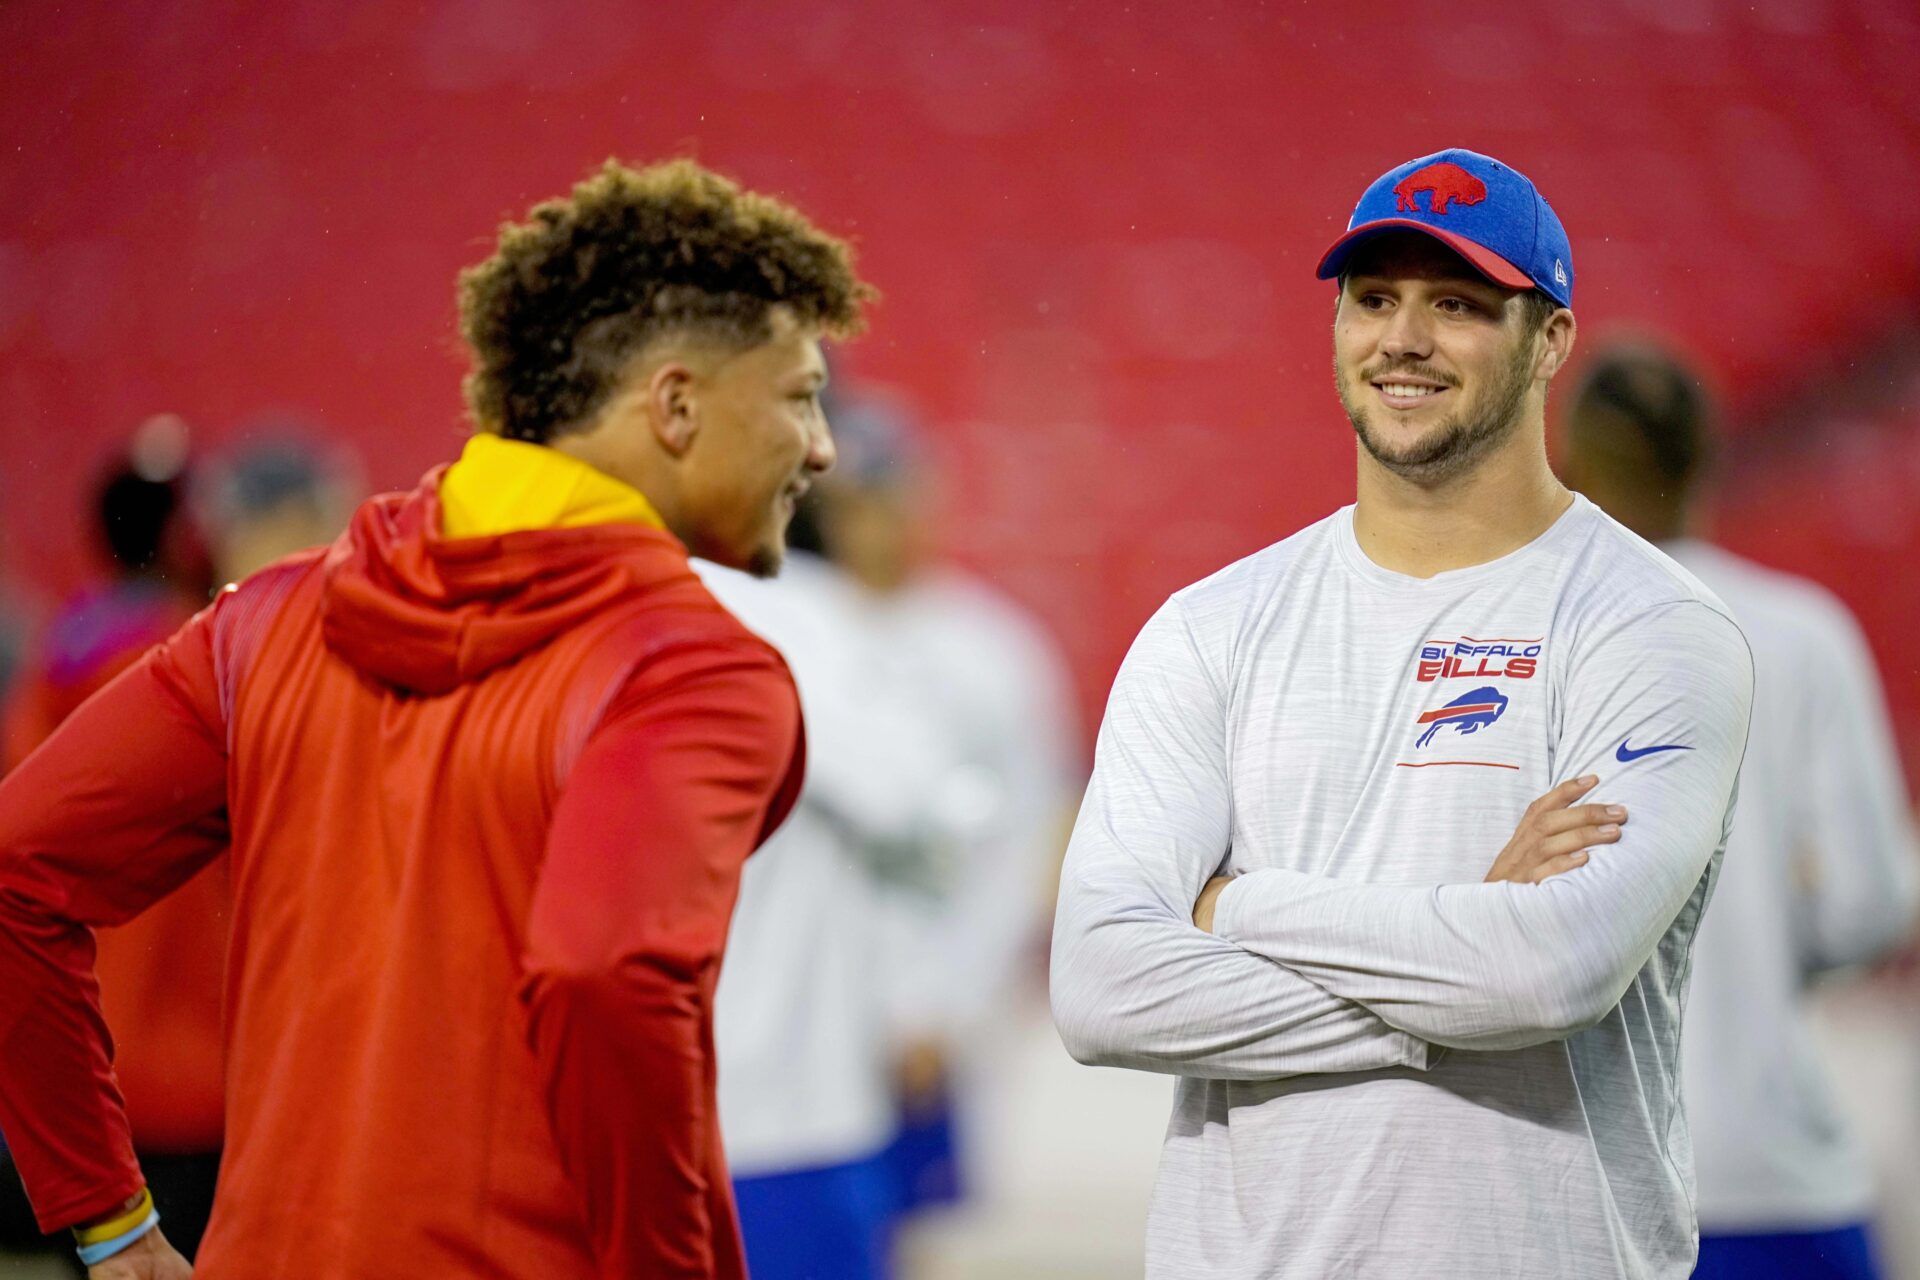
left=699, top=533, right=953, bottom=1280
left=1562, top=345, right=1920, bottom=1280
left=808, top=392, right=1079, bottom=1225
left=701, top=390, right=1075, bottom=1278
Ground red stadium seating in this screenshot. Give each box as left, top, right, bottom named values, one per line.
left=2, top=0, right=1915, bottom=774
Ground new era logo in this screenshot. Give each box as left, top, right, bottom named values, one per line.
left=1553, top=259, right=1568, bottom=287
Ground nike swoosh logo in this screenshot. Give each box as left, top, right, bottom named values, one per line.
left=1616, top=740, right=1693, bottom=763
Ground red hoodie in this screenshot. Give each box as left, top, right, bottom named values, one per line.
left=0, top=468, right=802, bottom=1279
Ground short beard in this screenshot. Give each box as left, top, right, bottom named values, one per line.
left=1338, top=336, right=1535, bottom=485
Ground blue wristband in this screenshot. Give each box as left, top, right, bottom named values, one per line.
left=75, top=1208, right=159, bottom=1267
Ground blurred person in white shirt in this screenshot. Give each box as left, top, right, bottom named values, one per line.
left=699, top=544, right=953, bottom=1280
left=1562, top=343, right=1920, bottom=1280
left=810, top=390, right=1081, bottom=1218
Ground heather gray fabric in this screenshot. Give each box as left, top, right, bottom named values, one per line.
left=1052, top=496, right=1753, bottom=1279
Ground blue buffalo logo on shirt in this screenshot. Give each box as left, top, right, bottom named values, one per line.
left=1414, top=685, right=1509, bottom=748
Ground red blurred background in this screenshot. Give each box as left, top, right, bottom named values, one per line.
left=3, top=0, right=1917, bottom=776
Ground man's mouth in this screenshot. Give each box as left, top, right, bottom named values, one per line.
left=1369, top=375, right=1451, bottom=410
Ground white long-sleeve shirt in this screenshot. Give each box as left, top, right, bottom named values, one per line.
left=1663, top=540, right=1919, bottom=1231
left=854, top=571, right=1080, bottom=1044
left=700, top=554, right=955, bottom=1175
left=1051, top=495, right=1753, bottom=1279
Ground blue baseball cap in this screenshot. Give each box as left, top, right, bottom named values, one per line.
left=1316, top=148, right=1574, bottom=307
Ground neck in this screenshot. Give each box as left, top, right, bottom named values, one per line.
left=544, top=430, right=689, bottom=544
left=1352, top=420, right=1571, bottom=578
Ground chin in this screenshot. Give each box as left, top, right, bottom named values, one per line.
left=1372, top=423, right=1454, bottom=463
left=744, top=541, right=785, bottom=579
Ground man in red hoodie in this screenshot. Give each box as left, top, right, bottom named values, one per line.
left=0, top=158, right=871, bottom=1280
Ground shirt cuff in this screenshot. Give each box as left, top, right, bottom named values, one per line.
left=1210, top=870, right=1267, bottom=944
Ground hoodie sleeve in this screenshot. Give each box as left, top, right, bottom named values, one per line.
left=519, top=634, right=803, bottom=1280
left=0, top=599, right=230, bottom=1231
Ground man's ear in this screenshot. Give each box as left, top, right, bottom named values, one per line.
left=643, top=361, right=700, bottom=458
left=1536, top=309, right=1577, bottom=383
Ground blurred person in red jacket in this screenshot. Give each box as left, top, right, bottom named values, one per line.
left=0, top=417, right=214, bottom=1275
left=0, top=158, right=868, bottom=1280
left=1562, top=344, right=1919, bottom=1280
left=0, top=426, right=363, bottom=1272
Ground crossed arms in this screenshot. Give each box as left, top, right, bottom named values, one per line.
left=1050, top=596, right=1753, bottom=1077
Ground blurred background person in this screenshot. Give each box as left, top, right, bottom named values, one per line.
left=2, top=415, right=211, bottom=761
left=702, top=387, right=1080, bottom=1279
left=194, top=427, right=361, bottom=583
left=809, top=390, right=1080, bottom=1235
left=0, top=421, right=362, bottom=1273
left=0, top=415, right=215, bottom=1274
left=700, top=540, right=951, bottom=1280
left=1561, top=344, right=1920, bottom=1280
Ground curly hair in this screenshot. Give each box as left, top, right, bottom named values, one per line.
left=458, top=159, right=873, bottom=442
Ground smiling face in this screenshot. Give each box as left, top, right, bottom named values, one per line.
left=1333, top=233, right=1561, bottom=485
left=677, top=308, right=835, bottom=576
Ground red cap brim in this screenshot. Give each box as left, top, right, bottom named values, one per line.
left=1315, top=219, right=1534, bottom=292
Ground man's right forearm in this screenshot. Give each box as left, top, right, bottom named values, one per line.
left=1051, top=862, right=1432, bottom=1080
left=1053, top=597, right=1431, bottom=1082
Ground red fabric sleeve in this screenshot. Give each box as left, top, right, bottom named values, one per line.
left=0, top=602, right=230, bottom=1231
left=520, top=636, right=803, bottom=1280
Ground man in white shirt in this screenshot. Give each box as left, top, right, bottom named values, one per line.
left=1051, top=149, right=1755, bottom=1279
left=811, top=394, right=1080, bottom=1216
left=700, top=550, right=954, bottom=1280
left=1561, top=345, right=1919, bottom=1280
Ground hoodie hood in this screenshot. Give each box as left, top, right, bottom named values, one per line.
left=321, top=467, right=695, bottom=695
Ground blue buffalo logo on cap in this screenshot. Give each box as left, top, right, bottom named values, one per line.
left=1317, top=148, right=1574, bottom=308
left=1414, top=685, right=1509, bottom=748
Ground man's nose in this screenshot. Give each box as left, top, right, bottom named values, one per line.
left=1378, top=303, right=1434, bottom=362
left=807, top=414, right=837, bottom=475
